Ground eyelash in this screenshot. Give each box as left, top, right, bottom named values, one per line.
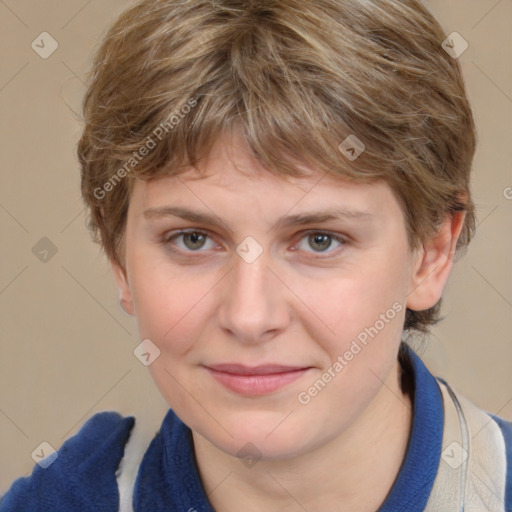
left=161, top=229, right=348, bottom=258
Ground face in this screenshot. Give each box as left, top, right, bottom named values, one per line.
left=114, top=131, right=433, bottom=460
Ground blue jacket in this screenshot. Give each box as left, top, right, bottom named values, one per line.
left=1, top=345, right=511, bottom=511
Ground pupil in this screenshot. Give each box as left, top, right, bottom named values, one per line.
left=186, top=233, right=205, bottom=249
left=310, top=234, right=331, bottom=251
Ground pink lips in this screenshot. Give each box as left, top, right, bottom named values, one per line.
left=204, top=364, right=311, bottom=396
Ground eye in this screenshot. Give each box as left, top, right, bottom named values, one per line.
left=294, top=231, right=346, bottom=255
left=163, top=230, right=216, bottom=252
left=161, top=229, right=347, bottom=257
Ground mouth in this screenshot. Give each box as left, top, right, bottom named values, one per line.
left=202, top=363, right=312, bottom=396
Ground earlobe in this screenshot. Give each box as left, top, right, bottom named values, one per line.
left=406, top=211, right=465, bottom=312
left=111, top=260, right=135, bottom=316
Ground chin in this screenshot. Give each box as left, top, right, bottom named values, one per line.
left=194, top=410, right=317, bottom=461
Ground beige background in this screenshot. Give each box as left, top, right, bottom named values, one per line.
left=0, top=0, right=511, bottom=491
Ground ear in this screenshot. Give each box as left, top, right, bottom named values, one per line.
left=406, top=211, right=465, bottom=311
left=110, top=259, right=135, bottom=316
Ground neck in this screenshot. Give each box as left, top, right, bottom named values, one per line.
left=192, top=361, right=413, bottom=512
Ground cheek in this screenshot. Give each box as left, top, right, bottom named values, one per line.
left=128, top=254, right=218, bottom=355
left=127, top=255, right=219, bottom=413
left=288, top=260, right=407, bottom=356
left=291, top=272, right=406, bottom=433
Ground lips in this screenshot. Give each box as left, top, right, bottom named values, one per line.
left=203, top=363, right=312, bottom=396
left=205, top=364, right=308, bottom=375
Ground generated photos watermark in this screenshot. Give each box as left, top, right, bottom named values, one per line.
left=93, top=97, right=198, bottom=200
left=134, top=338, right=161, bottom=366
left=297, top=301, right=403, bottom=405
left=31, top=441, right=58, bottom=469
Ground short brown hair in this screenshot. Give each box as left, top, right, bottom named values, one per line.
left=77, top=0, right=477, bottom=335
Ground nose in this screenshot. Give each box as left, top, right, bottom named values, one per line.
left=217, top=249, right=291, bottom=345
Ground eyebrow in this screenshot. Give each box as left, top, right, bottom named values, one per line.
left=142, top=206, right=375, bottom=233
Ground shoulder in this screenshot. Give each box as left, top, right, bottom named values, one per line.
left=0, top=411, right=135, bottom=512
left=435, top=378, right=512, bottom=511
left=490, top=412, right=512, bottom=443
left=488, top=413, right=512, bottom=508
left=439, top=379, right=512, bottom=456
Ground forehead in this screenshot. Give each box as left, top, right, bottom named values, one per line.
left=174, top=129, right=325, bottom=191
left=132, top=130, right=399, bottom=215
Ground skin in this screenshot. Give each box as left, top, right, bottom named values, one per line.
left=113, top=130, right=464, bottom=511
